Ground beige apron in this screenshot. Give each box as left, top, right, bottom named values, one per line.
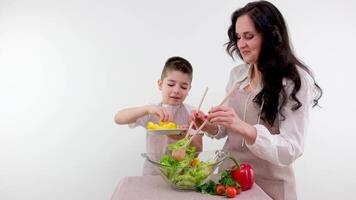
left=218, top=88, right=297, bottom=200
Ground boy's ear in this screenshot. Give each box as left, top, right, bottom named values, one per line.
left=157, top=79, right=163, bottom=91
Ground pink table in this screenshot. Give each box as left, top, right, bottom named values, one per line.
left=111, top=175, right=272, bottom=200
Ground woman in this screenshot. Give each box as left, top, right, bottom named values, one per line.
left=192, top=1, right=322, bottom=199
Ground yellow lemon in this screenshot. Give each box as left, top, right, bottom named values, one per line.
left=158, top=121, right=165, bottom=126
left=148, top=121, right=178, bottom=130
left=147, top=121, right=157, bottom=130
left=163, top=122, right=177, bottom=129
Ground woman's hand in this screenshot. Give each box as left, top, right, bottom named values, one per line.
left=208, top=105, right=242, bottom=131
left=191, top=110, right=219, bottom=135
left=146, top=105, right=173, bottom=122
left=208, top=105, right=257, bottom=144
left=191, top=110, right=208, bottom=129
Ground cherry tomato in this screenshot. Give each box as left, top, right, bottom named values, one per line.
left=215, top=184, right=225, bottom=196
left=236, top=187, right=242, bottom=195
left=225, top=186, right=237, bottom=198
left=190, top=158, right=200, bottom=167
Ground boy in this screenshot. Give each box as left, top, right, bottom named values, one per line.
left=114, top=56, right=203, bottom=175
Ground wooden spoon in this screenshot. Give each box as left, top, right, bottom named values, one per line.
left=171, top=120, right=208, bottom=160
left=185, top=87, right=208, bottom=138
left=172, top=84, right=238, bottom=161
left=171, top=87, right=208, bottom=161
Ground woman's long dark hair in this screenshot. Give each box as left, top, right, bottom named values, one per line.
left=226, top=1, right=322, bottom=125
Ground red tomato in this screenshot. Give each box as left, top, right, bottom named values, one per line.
left=215, top=184, right=225, bottom=196
left=225, top=186, right=237, bottom=198
left=236, top=187, right=242, bottom=195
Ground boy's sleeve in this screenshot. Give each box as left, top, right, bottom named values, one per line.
left=128, top=115, right=149, bottom=129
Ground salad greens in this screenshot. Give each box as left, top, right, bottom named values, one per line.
left=196, top=169, right=241, bottom=196
left=159, top=138, right=213, bottom=189
left=196, top=180, right=216, bottom=195
left=167, top=138, right=190, bottom=151
left=219, top=169, right=240, bottom=187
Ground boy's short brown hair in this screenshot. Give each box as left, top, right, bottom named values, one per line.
left=161, top=56, right=193, bottom=81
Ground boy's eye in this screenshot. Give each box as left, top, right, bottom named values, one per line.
left=167, top=83, right=174, bottom=87
left=181, top=86, right=188, bottom=90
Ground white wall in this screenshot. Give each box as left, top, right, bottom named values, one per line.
left=1, top=0, right=355, bottom=199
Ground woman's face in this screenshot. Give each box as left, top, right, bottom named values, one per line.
left=235, top=15, right=263, bottom=65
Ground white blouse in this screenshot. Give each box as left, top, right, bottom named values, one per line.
left=211, top=64, right=315, bottom=166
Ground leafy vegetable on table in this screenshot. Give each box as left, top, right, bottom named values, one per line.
left=196, top=156, right=253, bottom=198
left=196, top=180, right=216, bottom=195
left=219, top=169, right=240, bottom=187
left=196, top=168, right=240, bottom=198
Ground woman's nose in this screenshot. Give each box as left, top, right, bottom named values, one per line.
left=238, top=39, right=247, bottom=49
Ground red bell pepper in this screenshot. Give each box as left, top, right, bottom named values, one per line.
left=228, top=157, right=254, bottom=191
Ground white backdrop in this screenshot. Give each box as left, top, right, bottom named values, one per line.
left=1, top=0, right=356, bottom=199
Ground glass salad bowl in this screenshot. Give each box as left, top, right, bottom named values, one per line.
left=141, top=149, right=229, bottom=190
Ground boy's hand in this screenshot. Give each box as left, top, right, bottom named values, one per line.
left=147, top=105, right=173, bottom=122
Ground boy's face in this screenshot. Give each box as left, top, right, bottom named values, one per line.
left=158, top=70, right=191, bottom=106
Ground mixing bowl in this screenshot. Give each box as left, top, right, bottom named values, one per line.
left=141, top=150, right=229, bottom=190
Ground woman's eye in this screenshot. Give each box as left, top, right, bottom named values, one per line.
left=245, top=34, right=254, bottom=39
